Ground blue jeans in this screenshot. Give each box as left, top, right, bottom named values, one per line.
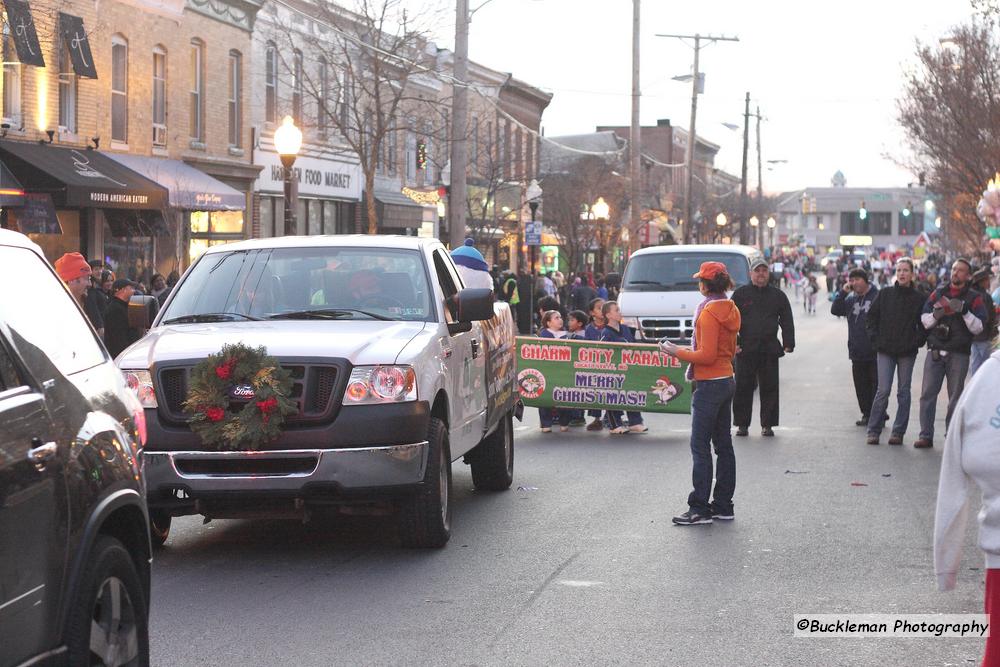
left=687, top=377, right=736, bottom=515
left=918, top=350, right=970, bottom=441
left=969, top=341, right=993, bottom=379
left=539, top=407, right=571, bottom=428
left=866, top=352, right=916, bottom=437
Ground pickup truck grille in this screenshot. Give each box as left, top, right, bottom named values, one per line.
left=156, top=360, right=344, bottom=427
left=640, top=317, right=694, bottom=344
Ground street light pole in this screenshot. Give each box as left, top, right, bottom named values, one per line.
left=274, top=116, right=303, bottom=236
left=739, top=91, right=750, bottom=245
left=449, top=0, right=470, bottom=250
left=526, top=179, right=542, bottom=335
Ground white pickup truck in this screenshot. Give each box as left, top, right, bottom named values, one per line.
left=118, top=235, right=518, bottom=548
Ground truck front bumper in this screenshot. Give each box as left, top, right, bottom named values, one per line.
left=142, top=442, right=429, bottom=502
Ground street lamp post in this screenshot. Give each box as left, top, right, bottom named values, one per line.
left=526, top=179, right=543, bottom=334
left=274, top=116, right=303, bottom=236
left=766, top=215, right=776, bottom=249
left=749, top=215, right=759, bottom=249
left=715, top=212, right=727, bottom=243
left=593, top=196, right=610, bottom=272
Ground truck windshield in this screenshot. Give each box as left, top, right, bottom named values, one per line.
left=160, top=247, right=434, bottom=323
left=622, top=252, right=751, bottom=292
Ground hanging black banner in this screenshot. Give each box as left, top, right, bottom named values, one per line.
left=58, top=12, right=97, bottom=79
left=4, top=0, right=44, bottom=67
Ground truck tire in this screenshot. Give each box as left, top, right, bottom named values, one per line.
left=398, top=417, right=452, bottom=548
left=469, top=410, right=514, bottom=491
left=66, top=535, right=150, bottom=667
left=149, top=510, right=171, bottom=548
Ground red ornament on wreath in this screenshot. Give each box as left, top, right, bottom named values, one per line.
left=183, top=342, right=298, bottom=450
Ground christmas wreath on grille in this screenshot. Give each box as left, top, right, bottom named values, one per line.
left=183, top=343, right=298, bottom=450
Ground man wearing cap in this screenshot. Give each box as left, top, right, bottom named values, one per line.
left=730, top=257, right=795, bottom=437
left=914, top=258, right=988, bottom=448
left=450, top=238, right=495, bottom=292
left=103, top=278, right=142, bottom=358
left=832, top=268, right=880, bottom=427
left=968, top=266, right=998, bottom=378
left=55, top=251, right=104, bottom=335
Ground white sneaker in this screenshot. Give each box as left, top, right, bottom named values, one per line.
left=610, top=426, right=629, bottom=435
left=559, top=426, right=569, bottom=432
left=540, top=427, right=551, bottom=433
left=629, top=425, right=648, bottom=433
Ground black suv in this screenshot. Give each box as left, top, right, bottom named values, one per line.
left=0, top=230, right=151, bottom=667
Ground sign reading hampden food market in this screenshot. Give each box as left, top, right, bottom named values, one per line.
left=515, top=337, right=692, bottom=414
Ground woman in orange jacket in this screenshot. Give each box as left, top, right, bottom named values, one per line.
left=660, top=261, right=742, bottom=525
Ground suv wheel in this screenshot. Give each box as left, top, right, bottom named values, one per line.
left=398, top=417, right=451, bottom=548
left=66, top=535, right=149, bottom=667
left=469, top=410, right=514, bottom=491
left=149, top=510, right=172, bottom=548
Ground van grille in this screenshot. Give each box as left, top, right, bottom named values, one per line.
left=640, top=318, right=694, bottom=344
left=156, top=361, right=344, bottom=427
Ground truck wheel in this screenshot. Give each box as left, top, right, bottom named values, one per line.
left=149, top=510, right=171, bottom=548
left=398, top=417, right=452, bottom=548
left=66, top=535, right=150, bottom=667
left=470, top=410, right=514, bottom=491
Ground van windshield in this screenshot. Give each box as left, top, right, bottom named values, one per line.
left=159, top=247, right=434, bottom=323
left=622, top=252, right=751, bottom=292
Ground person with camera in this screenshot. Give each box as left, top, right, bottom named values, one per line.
left=914, top=259, right=989, bottom=449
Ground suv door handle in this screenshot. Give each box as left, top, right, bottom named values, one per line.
left=28, top=441, right=58, bottom=469
left=471, top=339, right=480, bottom=359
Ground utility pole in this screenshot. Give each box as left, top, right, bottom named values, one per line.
left=656, top=32, right=738, bottom=245
left=739, top=91, right=750, bottom=245
left=449, top=0, right=470, bottom=250
left=629, top=0, right=641, bottom=257
left=755, top=105, right=763, bottom=249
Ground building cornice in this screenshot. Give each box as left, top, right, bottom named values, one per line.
left=185, top=0, right=263, bottom=32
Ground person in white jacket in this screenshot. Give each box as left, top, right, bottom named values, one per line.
left=934, top=348, right=1000, bottom=666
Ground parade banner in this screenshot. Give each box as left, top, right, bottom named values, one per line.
left=515, top=337, right=692, bottom=414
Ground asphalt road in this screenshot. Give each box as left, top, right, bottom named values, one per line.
left=149, top=291, right=987, bottom=666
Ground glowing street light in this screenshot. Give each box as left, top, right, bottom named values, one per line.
left=592, top=196, right=610, bottom=221
left=749, top=215, right=759, bottom=227
left=274, top=116, right=303, bottom=236
left=766, top=216, right=776, bottom=228
left=716, top=212, right=728, bottom=227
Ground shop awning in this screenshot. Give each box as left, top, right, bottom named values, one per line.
left=107, top=154, right=245, bottom=211
left=375, top=189, right=423, bottom=229
left=0, top=161, right=25, bottom=207
left=0, top=141, right=167, bottom=209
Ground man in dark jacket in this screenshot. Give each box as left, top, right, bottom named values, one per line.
left=104, top=278, right=142, bottom=358
left=832, top=268, right=879, bottom=426
left=914, top=258, right=988, bottom=448
left=863, top=258, right=926, bottom=445
left=968, top=266, right=998, bottom=378
left=731, top=258, right=795, bottom=437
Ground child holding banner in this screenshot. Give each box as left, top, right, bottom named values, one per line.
left=599, top=302, right=648, bottom=434
left=659, top=262, right=742, bottom=525
left=538, top=310, right=573, bottom=432
left=584, top=298, right=608, bottom=431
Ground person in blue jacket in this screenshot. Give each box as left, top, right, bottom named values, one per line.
left=599, top=301, right=647, bottom=434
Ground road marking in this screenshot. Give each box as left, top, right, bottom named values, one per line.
left=557, top=580, right=604, bottom=588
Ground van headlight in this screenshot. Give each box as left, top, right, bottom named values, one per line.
left=621, top=317, right=642, bottom=338
left=122, top=370, right=157, bottom=408
left=344, top=365, right=417, bottom=404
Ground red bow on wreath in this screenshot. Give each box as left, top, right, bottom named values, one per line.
left=256, top=397, right=279, bottom=424
left=215, top=360, right=235, bottom=380
left=205, top=406, right=225, bottom=422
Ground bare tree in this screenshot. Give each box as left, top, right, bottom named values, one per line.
left=267, top=0, right=446, bottom=234
left=896, top=21, right=1000, bottom=252
left=543, top=156, right=626, bottom=275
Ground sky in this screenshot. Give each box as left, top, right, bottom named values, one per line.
left=411, top=0, right=979, bottom=194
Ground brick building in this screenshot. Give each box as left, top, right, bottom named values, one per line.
left=0, top=0, right=262, bottom=280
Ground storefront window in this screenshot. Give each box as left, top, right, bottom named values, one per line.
left=308, top=199, right=322, bottom=235
left=259, top=196, right=274, bottom=238
left=25, top=210, right=80, bottom=263
left=188, top=210, right=245, bottom=264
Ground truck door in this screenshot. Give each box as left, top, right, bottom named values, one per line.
left=431, top=249, right=486, bottom=456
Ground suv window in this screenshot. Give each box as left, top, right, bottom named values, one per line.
left=0, top=338, right=25, bottom=391
left=622, top=252, right=751, bottom=292
left=0, top=246, right=106, bottom=376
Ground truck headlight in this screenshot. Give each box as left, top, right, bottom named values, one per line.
left=621, top=317, right=642, bottom=338
left=344, top=365, right=417, bottom=404
left=122, top=370, right=157, bottom=408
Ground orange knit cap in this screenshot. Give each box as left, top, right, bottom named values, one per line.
left=55, top=252, right=91, bottom=283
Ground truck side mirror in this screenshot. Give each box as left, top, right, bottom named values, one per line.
left=128, top=294, right=158, bottom=330
left=455, top=288, right=495, bottom=322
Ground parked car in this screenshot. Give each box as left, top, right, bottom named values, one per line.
left=0, top=229, right=150, bottom=667
left=119, top=235, right=519, bottom=549
left=618, top=243, right=761, bottom=344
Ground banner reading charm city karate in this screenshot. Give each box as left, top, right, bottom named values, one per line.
left=515, top=337, right=691, bottom=414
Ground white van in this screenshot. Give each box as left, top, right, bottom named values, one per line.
left=618, top=243, right=762, bottom=344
